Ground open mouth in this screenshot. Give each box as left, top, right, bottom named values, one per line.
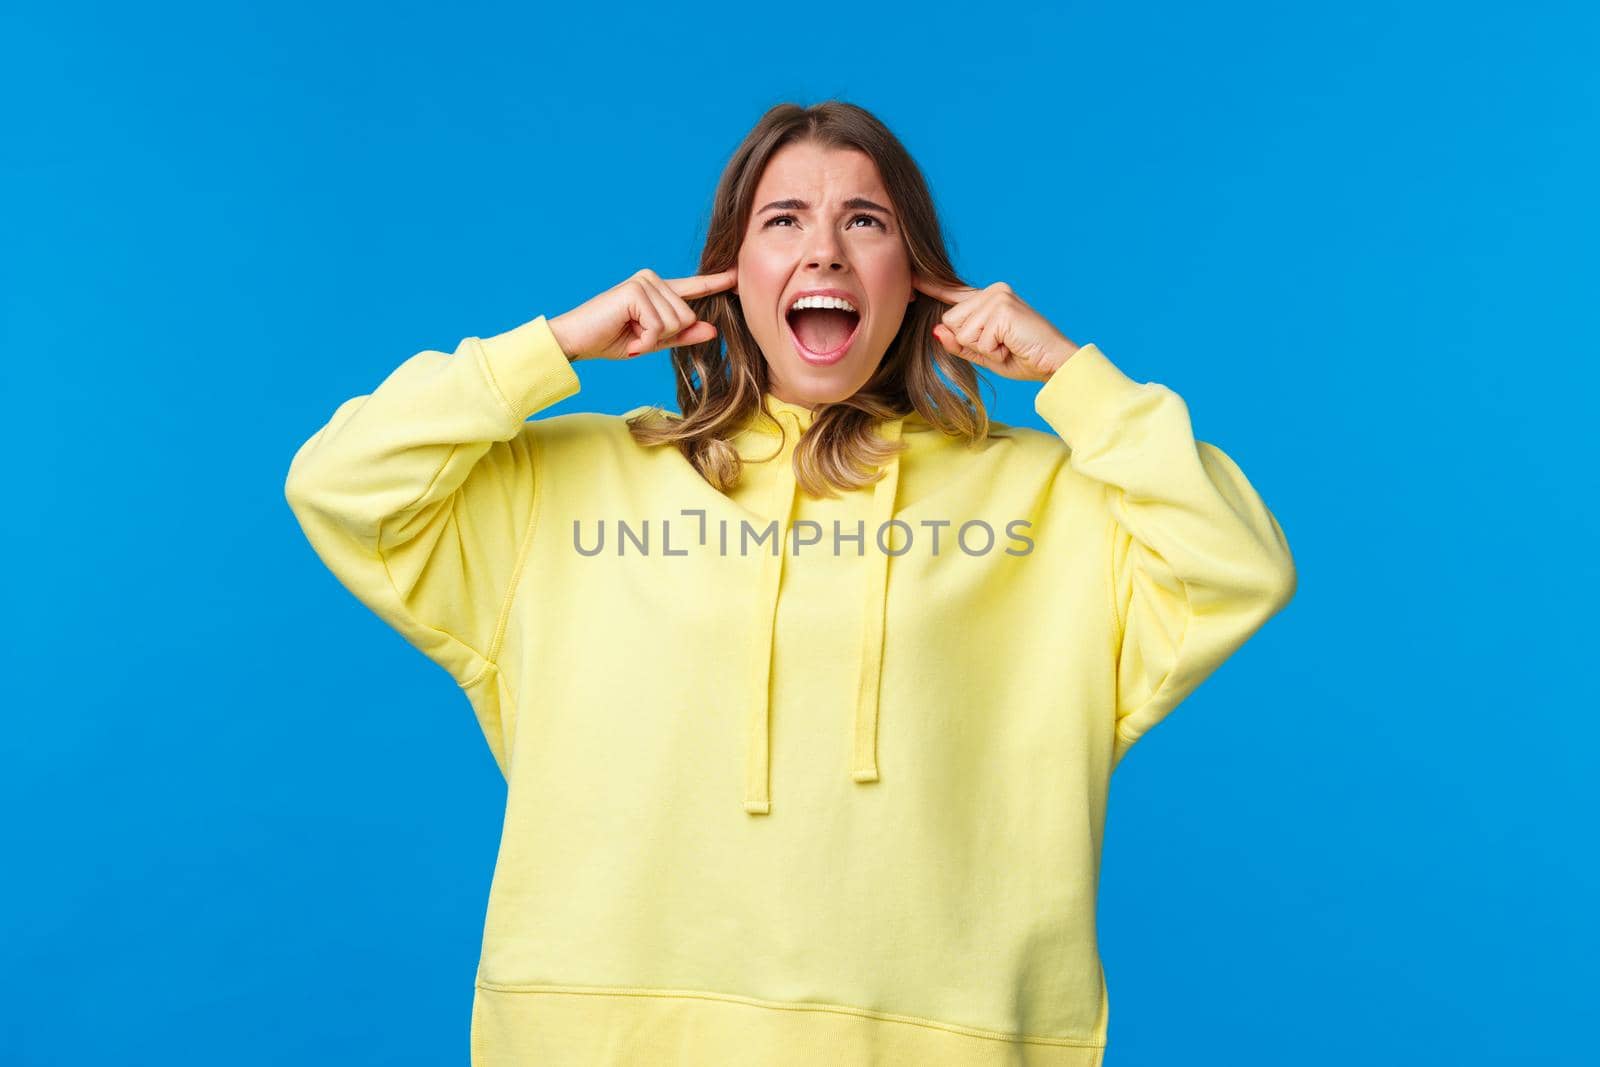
left=785, top=306, right=862, bottom=364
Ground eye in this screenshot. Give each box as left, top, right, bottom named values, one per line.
left=763, top=213, right=886, bottom=230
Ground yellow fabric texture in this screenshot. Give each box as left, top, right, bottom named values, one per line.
left=285, top=313, right=1296, bottom=1065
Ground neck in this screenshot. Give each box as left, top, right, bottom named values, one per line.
left=764, top=388, right=815, bottom=412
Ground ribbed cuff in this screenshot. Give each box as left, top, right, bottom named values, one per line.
left=471, top=314, right=582, bottom=421
left=1032, top=343, right=1144, bottom=446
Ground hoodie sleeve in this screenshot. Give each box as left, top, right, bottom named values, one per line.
left=1033, top=343, right=1297, bottom=767
left=283, top=314, right=581, bottom=691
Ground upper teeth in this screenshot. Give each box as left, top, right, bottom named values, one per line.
left=789, top=294, right=858, bottom=313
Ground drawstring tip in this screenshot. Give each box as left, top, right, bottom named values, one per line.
left=852, top=767, right=880, bottom=784
left=744, top=799, right=771, bottom=815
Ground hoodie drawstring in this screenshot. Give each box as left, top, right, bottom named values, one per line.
left=743, top=461, right=798, bottom=815
left=851, top=416, right=903, bottom=786
left=743, top=412, right=906, bottom=816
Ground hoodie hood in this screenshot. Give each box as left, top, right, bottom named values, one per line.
left=729, top=392, right=908, bottom=815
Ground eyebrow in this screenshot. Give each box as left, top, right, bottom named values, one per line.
left=757, top=197, right=896, bottom=218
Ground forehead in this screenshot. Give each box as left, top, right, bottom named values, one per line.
left=752, top=141, right=888, bottom=200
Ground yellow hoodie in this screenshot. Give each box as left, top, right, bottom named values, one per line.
left=285, top=312, right=1296, bottom=1066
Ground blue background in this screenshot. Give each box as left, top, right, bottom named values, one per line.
left=5, top=2, right=1595, bottom=1064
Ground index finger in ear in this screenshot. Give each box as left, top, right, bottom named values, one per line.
left=911, top=274, right=979, bottom=305
left=667, top=268, right=739, bottom=299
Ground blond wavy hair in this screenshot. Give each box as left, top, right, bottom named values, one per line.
left=625, top=100, right=992, bottom=497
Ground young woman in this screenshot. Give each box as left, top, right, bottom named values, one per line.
left=286, top=101, right=1296, bottom=1066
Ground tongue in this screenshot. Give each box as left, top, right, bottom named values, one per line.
left=791, top=308, right=858, bottom=353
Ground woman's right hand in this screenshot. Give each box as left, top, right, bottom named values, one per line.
left=548, top=267, right=738, bottom=362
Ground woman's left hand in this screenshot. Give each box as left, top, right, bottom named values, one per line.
left=913, top=276, right=1080, bottom=382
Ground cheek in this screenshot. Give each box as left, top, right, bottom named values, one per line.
left=862, top=244, right=910, bottom=285
left=865, top=265, right=912, bottom=329
left=738, top=258, right=787, bottom=317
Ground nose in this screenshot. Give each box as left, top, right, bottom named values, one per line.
left=802, top=227, right=847, bottom=271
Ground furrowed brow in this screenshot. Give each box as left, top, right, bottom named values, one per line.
left=757, top=197, right=895, bottom=217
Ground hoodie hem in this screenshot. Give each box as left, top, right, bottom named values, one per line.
left=470, top=981, right=1106, bottom=1066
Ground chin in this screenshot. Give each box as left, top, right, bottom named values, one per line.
left=771, top=351, right=880, bottom=405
